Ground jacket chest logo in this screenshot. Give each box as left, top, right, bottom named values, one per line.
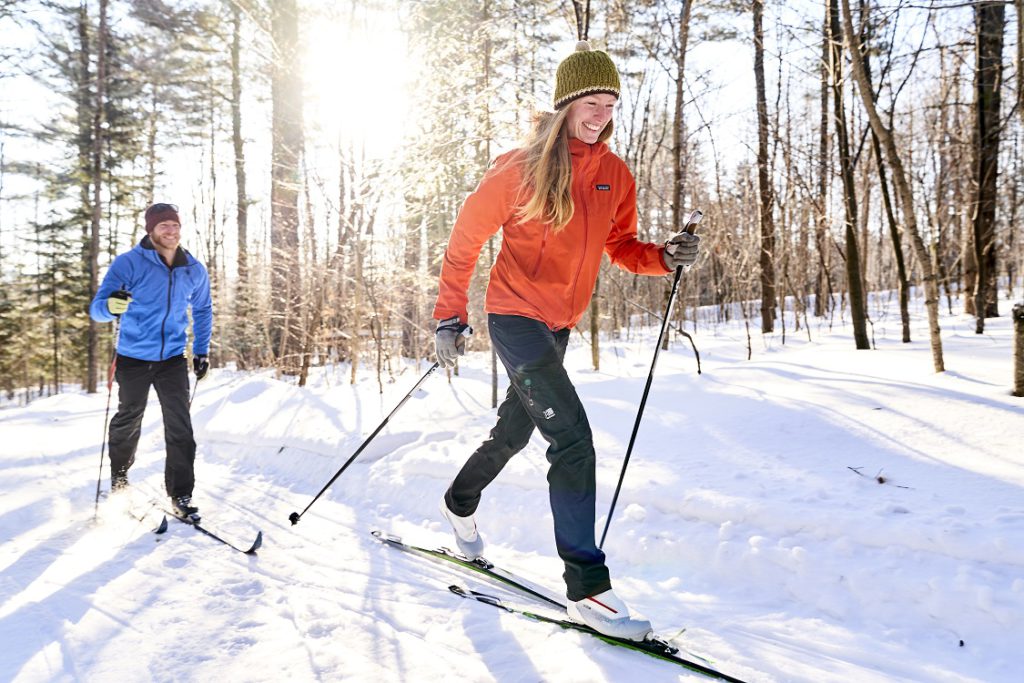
left=595, top=184, right=611, bottom=191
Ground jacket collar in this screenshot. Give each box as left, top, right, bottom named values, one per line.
left=567, top=137, right=608, bottom=161
left=139, top=234, right=189, bottom=268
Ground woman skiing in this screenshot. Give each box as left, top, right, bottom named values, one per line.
left=432, top=41, right=700, bottom=641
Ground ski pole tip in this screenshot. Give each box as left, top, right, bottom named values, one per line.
left=288, top=511, right=301, bottom=525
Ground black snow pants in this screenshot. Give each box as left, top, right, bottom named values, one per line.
left=108, top=354, right=196, bottom=498
left=445, top=313, right=611, bottom=601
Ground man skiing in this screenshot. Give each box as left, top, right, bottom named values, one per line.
left=89, top=202, right=212, bottom=520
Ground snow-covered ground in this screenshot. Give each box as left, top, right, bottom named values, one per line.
left=2, top=294, right=1022, bottom=682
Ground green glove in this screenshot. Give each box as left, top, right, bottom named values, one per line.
left=107, top=289, right=132, bottom=316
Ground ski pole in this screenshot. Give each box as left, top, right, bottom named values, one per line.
left=188, top=376, right=199, bottom=410
left=289, top=328, right=471, bottom=525
left=189, top=354, right=210, bottom=409
left=93, top=315, right=123, bottom=516
left=599, top=210, right=703, bottom=549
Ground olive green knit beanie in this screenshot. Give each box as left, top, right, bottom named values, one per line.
left=553, top=40, right=621, bottom=110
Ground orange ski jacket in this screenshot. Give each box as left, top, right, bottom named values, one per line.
left=433, top=138, right=669, bottom=331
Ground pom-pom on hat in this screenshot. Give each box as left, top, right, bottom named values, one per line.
left=144, top=203, right=180, bottom=232
left=553, top=40, right=620, bottom=110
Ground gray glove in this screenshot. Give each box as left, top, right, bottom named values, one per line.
left=662, top=232, right=701, bottom=270
left=435, top=317, right=470, bottom=368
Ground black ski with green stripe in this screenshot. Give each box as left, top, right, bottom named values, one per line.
left=371, top=531, right=747, bottom=682
left=449, top=585, right=748, bottom=682
left=371, top=530, right=564, bottom=608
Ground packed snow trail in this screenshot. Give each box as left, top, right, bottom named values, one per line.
left=1, top=299, right=1022, bottom=681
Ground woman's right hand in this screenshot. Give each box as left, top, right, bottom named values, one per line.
left=435, top=317, right=470, bottom=368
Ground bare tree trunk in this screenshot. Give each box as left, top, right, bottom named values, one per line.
left=229, top=1, right=254, bottom=369
left=1017, top=0, right=1023, bottom=131
left=753, top=0, right=776, bottom=333
left=479, top=0, right=499, bottom=405
left=569, top=0, right=590, bottom=40
left=873, top=132, right=911, bottom=342
left=231, top=2, right=248, bottom=292
left=952, top=54, right=977, bottom=314
left=270, top=0, right=304, bottom=375
left=815, top=0, right=830, bottom=318
left=1008, top=139, right=1019, bottom=299
left=145, top=90, right=157, bottom=205
left=858, top=160, right=871, bottom=297
left=1014, top=303, right=1024, bottom=396
left=962, top=194, right=978, bottom=314
left=840, top=0, right=944, bottom=371
left=859, top=2, right=911, bottom=342
left=0, top=140, right=4, bottom=274
left=86, top=0, right=109, bottom=393
left=829, top=0, right=869, bottom=349
left=972, top=0, right=1004, bottom=331
left=205, top=88, right=219, bottom=338
left=671, top=0, right=693, bottom=236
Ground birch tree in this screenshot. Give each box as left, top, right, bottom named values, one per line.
left=840, top=0, right=945, bottom=371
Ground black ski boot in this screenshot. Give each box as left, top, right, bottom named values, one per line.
left=111, top=473, right=129, bottom=492
left=171, top=495, right=200, bottom=522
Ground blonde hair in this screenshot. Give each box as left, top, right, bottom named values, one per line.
left=516, top=106, right=614, bottom=232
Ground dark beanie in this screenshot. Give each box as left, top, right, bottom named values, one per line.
left=144, top=203, right=180, bottom=232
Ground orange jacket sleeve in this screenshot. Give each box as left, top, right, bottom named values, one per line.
left=432, top=155, right=519, bottom=323
left=604, top=175, right=671, bottom=275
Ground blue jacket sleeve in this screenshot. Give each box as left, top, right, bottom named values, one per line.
left=190, top=264, right=213, bottom=355
left=89, top=254, right=133, bottom=323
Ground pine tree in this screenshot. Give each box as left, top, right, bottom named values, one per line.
left=27, top=0, right=147, bottom=390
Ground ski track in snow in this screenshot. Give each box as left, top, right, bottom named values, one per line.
left=1, top=297, right=1023, bottom=682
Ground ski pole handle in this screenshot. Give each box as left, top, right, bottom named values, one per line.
left=454, top=324, right=474, bottom=353
left=684, top=210, right=703, bottom=272
left=683, top=209, right=703, bottom=235
left=670, top=209, right=704, bottom=274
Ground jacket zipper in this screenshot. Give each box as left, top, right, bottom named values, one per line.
left=159, top=265, right=175, bottom=360
left=568, top=148, right=593, bottom=325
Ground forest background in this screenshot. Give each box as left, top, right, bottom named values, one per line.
left=0, top=0, right=1022, bottom=402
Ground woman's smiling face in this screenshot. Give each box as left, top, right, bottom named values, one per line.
left=564, top=93, right=617, bottom=143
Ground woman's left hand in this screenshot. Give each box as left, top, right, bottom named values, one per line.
left=662, top=232, right=701, bottom=270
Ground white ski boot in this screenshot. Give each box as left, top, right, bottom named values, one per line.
left=439, top=496, right=484, bottom=560
left=567, top=588, right=653, bottom=641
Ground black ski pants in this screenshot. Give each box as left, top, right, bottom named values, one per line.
left=445, top=314, right=612, bottom=602
left=108, top=354, right=196, bottom=498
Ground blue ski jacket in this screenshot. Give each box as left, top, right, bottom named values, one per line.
left=89, top=236, right=213, bottom=361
